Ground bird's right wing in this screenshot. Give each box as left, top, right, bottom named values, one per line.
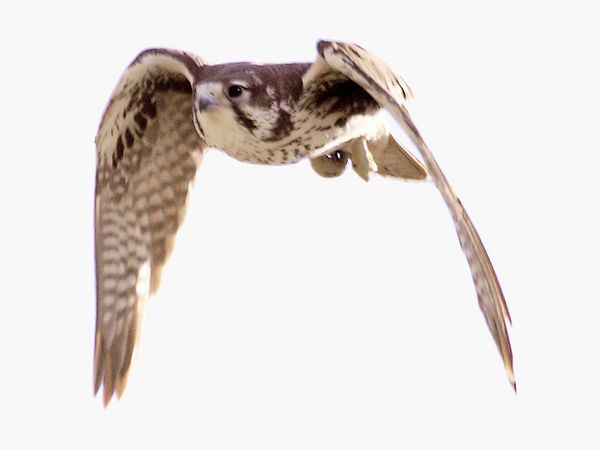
left=316, top=40, right=515, bottom=389
left=94, top=49, right=207, bottom=405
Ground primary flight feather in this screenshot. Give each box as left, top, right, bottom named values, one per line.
left=94, top=40, right=514, bottom=406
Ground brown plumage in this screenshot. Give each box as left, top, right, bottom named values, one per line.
left=94, top=40, right=513, bottom=406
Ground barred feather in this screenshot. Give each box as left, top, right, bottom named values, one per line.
left=95, top=50, right=206, bottom=405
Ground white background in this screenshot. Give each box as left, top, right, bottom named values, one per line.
left=1, top=1, right=599, bottom=448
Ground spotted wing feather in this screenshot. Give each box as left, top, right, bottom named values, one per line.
left=94, top=49, right=206, bottom=405
left=317, top=40, right=515, bottom=388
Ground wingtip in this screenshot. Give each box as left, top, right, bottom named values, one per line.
left=504, top=306, right=513, bottom=326
left=94, top=384, right=115, bottom=408
left=101, top=381, right=120, bottom=407
left=103, top=392, right=112, bottom=408
left=505, top=361, right=517, bottom=394
left=96, top=374, right=127, bottom=408
left=94, top=363, right=130, bottom=407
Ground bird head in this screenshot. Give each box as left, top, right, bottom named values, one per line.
left=192, top=63, right=309, bottom=161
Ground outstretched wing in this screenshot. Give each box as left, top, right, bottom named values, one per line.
left=94, top=49, right=206, bottom=405
left=316, top=40, right=515, bottom=389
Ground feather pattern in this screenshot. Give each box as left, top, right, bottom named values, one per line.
left=93, top=41, right=515, bottom=405
left=317, top=40, right=515, bottom=389
left=95, top=50, right=206, bottom=405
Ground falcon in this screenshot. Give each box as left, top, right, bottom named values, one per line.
left=94, top=40, right=514, bottom=405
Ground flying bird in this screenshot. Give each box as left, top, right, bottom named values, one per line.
left=94, top=40, right=514, bottom=406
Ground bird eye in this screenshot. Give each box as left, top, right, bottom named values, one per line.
left=227, top=85, right=245, bottom=98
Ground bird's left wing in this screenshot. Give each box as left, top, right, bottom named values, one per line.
left=94, top=49, right=206, bottom=405
left=313, top=40, right=515, bottom=389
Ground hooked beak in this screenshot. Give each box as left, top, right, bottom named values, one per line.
left=197, top=92, right=217, bottom=111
